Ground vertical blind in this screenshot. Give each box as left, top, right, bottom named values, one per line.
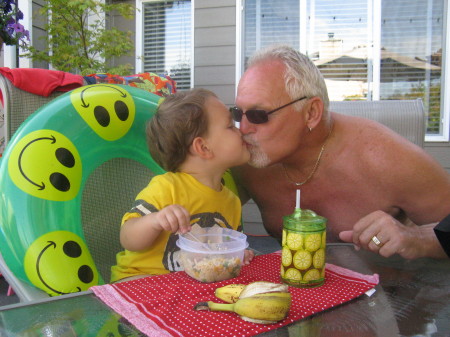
left=142, top=0, right=191, bottom=90
left=242, top=0, right=445, bottom=135
left=243, top=0, right=299, bottom=68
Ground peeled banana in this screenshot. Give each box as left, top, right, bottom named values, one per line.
left=214, top=284, right=245, bottom=303
left=195, top=281, right=291, bottom=324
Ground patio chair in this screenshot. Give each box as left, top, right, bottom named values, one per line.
left=0, top=73, right=170, bottom=302
left=0, top=70, right=85, bottom=148
left=0, top=74, right=72, bottom=301
left=329, top=99, right=426, bottom=148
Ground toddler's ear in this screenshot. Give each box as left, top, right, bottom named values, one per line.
left=191, top=137, right=213, bottom=159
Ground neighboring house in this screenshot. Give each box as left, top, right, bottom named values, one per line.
left=1, top=0, right=450, bottom=171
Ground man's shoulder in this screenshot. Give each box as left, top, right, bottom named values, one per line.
left=340, top=116, right=421, bottom=158
left=342, top=117, right=448, bottom=191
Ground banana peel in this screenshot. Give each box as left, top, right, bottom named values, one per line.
left=239, top=281, right=289, bottom=299
left=195, top=281, right=291, bottom=324
left=215, top=281, right=289, bottom=303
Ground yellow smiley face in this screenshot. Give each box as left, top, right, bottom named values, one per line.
left=70, top=84, right=135, bottom=141
left=8, top=130, right=82, bottom=201
left=24, top=231, right=99, bottom=296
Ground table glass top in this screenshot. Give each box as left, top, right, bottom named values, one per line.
left=1, top=243, right=449, bottom=337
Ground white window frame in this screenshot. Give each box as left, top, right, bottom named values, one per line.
left=135, top=0, right=194, bottom=88
left=430, top=0, right=450, bottom=142
left=236, top=0, right=450, bottom=142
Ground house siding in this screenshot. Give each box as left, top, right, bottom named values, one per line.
left=194, top=0, right=237, bottom=105
left=107, top=1, right=136, bottom=74
left=28, top=0, right=48, bottom=69
left=425, top=143, right=450, bottom=173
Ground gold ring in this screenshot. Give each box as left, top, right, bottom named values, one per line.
left=371, top=235, right=382, bottom=246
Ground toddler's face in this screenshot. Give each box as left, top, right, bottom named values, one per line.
left=204, top=96, right=250, bottom=168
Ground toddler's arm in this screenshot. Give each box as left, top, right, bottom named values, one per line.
left=243, top=249, right=255, bottom=265
left=120, top=204, right=190, bottom=251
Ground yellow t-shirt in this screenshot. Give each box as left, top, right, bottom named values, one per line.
left=110, top=172, right=242, bottom=282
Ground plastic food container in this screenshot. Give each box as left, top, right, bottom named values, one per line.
left=176, top=227, right=249, bottom=283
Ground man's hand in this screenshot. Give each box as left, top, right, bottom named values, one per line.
left=339, top=210, right=434, bottom=259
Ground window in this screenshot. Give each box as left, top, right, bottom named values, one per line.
left=141, top=0, right=192, bottom=90
left=380, top=1, right=443, bottom=135
left=243, top=1, right=299, bottom=68
left=241, top=0, right=447, bottom=139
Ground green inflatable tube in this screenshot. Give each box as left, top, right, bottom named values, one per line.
left=0, top=84, right=164, bottom=296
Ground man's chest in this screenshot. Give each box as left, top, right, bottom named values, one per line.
left=246, top=171, right=400, bottom=240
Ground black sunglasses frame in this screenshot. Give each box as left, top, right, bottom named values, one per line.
left=230, top=96, right=308, bottom=124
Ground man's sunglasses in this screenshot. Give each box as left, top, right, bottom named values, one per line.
left=230, top=96, right=308, bottom=124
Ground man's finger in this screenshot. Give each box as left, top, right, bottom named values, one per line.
left=339, top=230, right=353, bottom=242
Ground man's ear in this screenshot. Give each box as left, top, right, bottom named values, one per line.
left=305, top=97, right=324, bottom=130
left=191, top=137, right=213, bottom=159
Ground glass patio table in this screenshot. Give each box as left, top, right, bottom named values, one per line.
left=1, top=243, right=449, bottom=336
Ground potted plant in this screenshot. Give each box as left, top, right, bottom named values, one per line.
left=0, top=0, right=29, bottom=49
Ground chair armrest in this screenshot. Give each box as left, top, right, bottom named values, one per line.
left=0, top=252, right=49, bottom=302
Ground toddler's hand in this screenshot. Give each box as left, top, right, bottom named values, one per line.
left=155, top=204, right=190, bottom=234
left=243, top=249, right=255, bottom=265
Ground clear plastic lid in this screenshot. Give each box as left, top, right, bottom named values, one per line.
left=176, top=227, right=248, bottom=254
left=283, top=208, right=326, bottom=232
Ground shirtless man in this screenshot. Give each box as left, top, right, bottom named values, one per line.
left=232, top=44, right=450, bottom=259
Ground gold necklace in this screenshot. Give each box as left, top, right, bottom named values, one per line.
left=282, top=122, right=334, bottom=186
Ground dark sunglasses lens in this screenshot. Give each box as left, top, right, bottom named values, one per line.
left=247, top=110, right=268, bottom=124
left=230, top=107, right=243, bottom=122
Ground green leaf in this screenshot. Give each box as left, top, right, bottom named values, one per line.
left=23, top=0, right=135, bottom=75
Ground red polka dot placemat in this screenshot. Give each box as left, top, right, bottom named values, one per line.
left=92, top=252, right=379, bottom=337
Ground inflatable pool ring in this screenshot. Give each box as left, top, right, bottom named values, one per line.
left=0, top=84, right=165, bottom=296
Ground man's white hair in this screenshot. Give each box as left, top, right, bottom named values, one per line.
left=247, top=44, right=330, bottom=114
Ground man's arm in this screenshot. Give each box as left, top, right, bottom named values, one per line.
left=387, top=142, right=450, bottom=225
left=347, top=129, right=450, bottom=259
